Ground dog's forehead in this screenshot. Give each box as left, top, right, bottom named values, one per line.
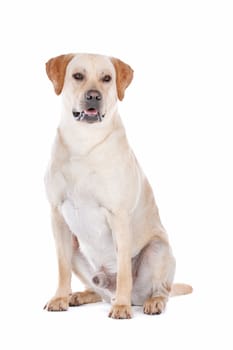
left=68, top=53, right=114, bottom=74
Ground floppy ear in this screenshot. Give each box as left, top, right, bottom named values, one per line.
left=111, top=58, right=134, bottom=101
left=46, top=54, right=74, bottom=95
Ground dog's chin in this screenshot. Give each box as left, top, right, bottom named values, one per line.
left=72, top=109, right=105, bottom=124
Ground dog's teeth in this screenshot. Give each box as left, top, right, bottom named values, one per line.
left=73, top=111, right=104, bottom=123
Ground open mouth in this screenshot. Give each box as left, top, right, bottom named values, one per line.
left=72, top=108, right=105, bottom=123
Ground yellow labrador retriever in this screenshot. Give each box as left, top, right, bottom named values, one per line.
left=44, top=53, right=192, bottom=319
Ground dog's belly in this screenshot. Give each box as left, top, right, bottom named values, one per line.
left=61, top=198, right=117, bottom=273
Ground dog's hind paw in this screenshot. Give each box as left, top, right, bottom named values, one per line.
left=69, top=290, right=102, bottom=306
left=143, top=296, right=167, bottom=315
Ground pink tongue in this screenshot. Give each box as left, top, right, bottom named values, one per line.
left=84, top=109, right=98, bottom=116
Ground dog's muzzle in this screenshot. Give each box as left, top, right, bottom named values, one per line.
left=72, top=89, right=105, bottom=124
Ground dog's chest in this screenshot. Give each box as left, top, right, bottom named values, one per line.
left=57, top=152, right=128, bottom=273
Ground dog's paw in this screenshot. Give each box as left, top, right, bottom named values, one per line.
left=108, top=305, right=132, bottom=319
left=44, top=296, right=69, bottom=311
left=69, top=291, right=102, bottom=306
left=143, top=296, right=167, bottom=315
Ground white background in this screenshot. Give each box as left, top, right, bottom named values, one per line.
left=0, top=0, right=232, bottom=348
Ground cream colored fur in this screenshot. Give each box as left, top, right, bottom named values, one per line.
left=44, top=53, right=192, bottom=319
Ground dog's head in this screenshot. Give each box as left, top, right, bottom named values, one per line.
left=46, top=53, right=133, bottom=124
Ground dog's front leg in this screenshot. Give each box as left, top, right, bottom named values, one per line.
left=45, top=206, right=72, bottom=311
left=108, top=212, right=132, bottom=319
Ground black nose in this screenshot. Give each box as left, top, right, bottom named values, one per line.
left=85, top=90, right=102, bottom=101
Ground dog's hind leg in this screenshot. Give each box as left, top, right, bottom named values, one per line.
left=69, top=236, right=103, bottom=306
left=131, top=237, right=176, bottom=315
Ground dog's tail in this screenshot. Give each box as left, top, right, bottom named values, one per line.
left=170, top=283, right=193, bottom=297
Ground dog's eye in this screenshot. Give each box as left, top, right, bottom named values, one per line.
left=73, top=73, right=84, bottom=81
left=102, top=75, right=112, bottom=83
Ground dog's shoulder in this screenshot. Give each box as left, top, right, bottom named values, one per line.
left=45, top=129, right=70, bottom=206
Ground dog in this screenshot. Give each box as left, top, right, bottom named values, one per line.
left=44, top=53, right=192, bottom=319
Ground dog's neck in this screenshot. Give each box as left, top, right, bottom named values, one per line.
left=58, top=108, right=125, bottom=157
